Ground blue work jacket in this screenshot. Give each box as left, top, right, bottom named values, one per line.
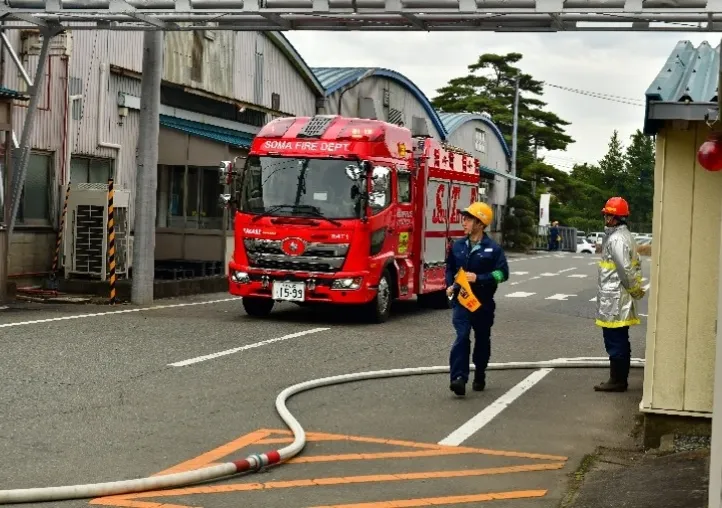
left=445, top=233, right=509, bottom=307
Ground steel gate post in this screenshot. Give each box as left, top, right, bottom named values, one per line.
left=7, top=25, right=60, bottom=239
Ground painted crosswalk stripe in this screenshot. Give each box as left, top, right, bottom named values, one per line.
left=506, top=292, right=536, bottom=298
left=546, top=294, right=577, bottom=301
left=568, top=274, right=588, bottom=278
left=511, top=271, right=529, bottom=276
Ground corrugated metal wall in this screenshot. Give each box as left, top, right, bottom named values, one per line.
left=325, top=76, right=443, bottom=141
left=447, top=121, right=509, bottom=211
left=2, top=23, right=71, bottom=190
left=105, top=30, right=316, bottom=115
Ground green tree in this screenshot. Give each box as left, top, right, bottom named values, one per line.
left=431, top=52, right=574, bottom=172
left=501, top=195, right=538, bottom=252
left=624, top=129, right=655, bottom=226
left=598, top=130, right=628, bottom=195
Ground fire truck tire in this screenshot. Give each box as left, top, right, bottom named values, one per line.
left=365, top=269, right=392, bottom=323
left=242, top=297, right=275, bottom=317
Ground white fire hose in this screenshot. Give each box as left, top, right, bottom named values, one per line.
left=0, top=357, right=645, bottom=504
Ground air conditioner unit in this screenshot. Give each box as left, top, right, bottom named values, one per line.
left=62, top=182, right=133, bottom=281
left=479, top=181, right=491, bottom=198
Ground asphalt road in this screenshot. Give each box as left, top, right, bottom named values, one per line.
left=0, top=251, right=650, bottom=508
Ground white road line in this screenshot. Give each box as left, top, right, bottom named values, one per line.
left=590, top=296, right=597, bottom=302
left=546, top=293, right=576, bottom=300
left=511, top=271, right=529, bottom=276
left=640, top=313, right=648, bottom=317
left=0, top=297, right=241, bottom=329
left=505, top=291, right=536, bottom=298
left=588, top=262, right=597, bottom=266
left=573, top=256, right=584, bottom=259
left=568, top=274, right=588, bottom=278
left=437, top=368, right=554, bottom=447
left=169, top=328, right=330, bottom=367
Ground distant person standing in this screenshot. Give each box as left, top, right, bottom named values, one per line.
left=594, top=197, right=645, bottom=392
left=549, top=221, right=560, bottom=251
left=445, top=202, right=509, bottom=397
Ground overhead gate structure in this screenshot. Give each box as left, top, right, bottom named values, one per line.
left=1, top=2, right=722, bottom=506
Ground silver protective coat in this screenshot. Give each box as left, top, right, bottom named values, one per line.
left=596, top=224, right=643, bottom=328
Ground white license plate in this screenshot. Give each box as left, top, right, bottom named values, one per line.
left=272, top=281, right=305, bottom=302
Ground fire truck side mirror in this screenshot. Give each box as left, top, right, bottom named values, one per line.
left=219, top=161, right=233, bottom=185
left=219, top=193, right=232, bottom=208
left=233, top=156, right=247, bottom=173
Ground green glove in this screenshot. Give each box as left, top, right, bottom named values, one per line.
left=491, top=270, right=505, bottom=283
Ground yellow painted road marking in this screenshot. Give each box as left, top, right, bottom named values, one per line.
left=91, top=464, right=563, bottom=506
left=89, top=428, right=567, bottom=508
left=309, top=489, right=549, bottom=507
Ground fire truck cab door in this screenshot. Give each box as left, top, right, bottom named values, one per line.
left=392, top=167, right=414, bottom=297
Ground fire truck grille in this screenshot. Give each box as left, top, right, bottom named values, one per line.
left=243, top=238, right=349, bottom=273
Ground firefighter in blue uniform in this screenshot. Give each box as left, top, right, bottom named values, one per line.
left=445, top=202, right=509, bottom=397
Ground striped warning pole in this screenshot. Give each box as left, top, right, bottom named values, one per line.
left=49, top=180, right=71, bottom=283
left=107, top=178, right=117, bottom=305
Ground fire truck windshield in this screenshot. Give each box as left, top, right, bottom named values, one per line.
left=238, top=156, right=364, bottom=220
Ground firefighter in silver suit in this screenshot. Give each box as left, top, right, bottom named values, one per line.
left=594, top=196, right=646, bottom=392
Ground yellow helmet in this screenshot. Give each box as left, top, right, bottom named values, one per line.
left=461, top=201, right=493, bottom=226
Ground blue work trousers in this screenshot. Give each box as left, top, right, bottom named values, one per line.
left=450, top=303, right=494, bottom=382
left=602, top=326, right=631, bottom=360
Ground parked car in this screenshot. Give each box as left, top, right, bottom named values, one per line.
left=576, top=237, right=596, bottom=254
left=587, top=232, right=605, bottom=244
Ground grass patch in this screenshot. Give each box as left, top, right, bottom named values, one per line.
left=558, top=451, right=599, bottom=508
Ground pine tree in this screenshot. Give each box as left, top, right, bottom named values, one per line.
left=598, top=130, right=628, bottom=196
left=624, top=129, right=655, bottom=225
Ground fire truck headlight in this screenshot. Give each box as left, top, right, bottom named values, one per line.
left=332, top=277, right=362, bottom=290
left=231, top=271, right=250, bottom=284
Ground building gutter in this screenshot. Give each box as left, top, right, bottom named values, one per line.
left=117, top=92, right=260, bottom=136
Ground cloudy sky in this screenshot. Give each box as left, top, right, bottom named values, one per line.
left=286, top=31, right=715, bottom=173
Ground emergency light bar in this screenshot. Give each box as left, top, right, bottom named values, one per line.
left=336, top=120, right=385, bottom=142
left=257, top=117, right=296, bottom=138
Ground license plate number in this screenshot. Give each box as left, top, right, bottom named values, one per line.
left=272, top=281, right=305, bottom=302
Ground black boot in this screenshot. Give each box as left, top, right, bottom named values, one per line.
left=594, top=358, right=628, bottom=392
left=472, top=370, right=486, bottom=391
left=450, top=377, right=466, bottom=397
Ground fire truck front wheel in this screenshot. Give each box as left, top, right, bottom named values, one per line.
left=242, top=296, right=275, bottom=318
left=365, top=269, right=392, bottom=324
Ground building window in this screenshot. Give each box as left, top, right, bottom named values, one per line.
left=156, top=165, right=224, bottom=230
left=474, top=129, right=486, bottom=153
left=397, top=171, right=411, bottom=203
left=70, top=156, right=113, bottom=184
left=17, top=152, right=53, bottom=225
left=271, top=93, right=280, bottom=111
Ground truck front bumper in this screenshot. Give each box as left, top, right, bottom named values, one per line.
left=228, top=263, right=377, bottom=305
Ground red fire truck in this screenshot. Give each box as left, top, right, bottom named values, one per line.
left=219, top=114, right=483, bottom=323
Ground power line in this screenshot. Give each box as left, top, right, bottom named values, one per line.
left=543, top=82, right=645, bottom=107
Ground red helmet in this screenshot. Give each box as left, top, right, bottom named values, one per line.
left=601, top=197, right=630, bottom=217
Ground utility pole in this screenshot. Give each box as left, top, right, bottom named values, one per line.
left=510, top=74, right=520, bottom=199
left=131, top=30, right=163, bottom=305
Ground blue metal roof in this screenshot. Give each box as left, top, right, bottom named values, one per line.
left=160, top=115, right=256, bottom=148
left=644, top=40, right=720, bottom=134
left=311, top=67, right=449, bottom=140
left=438, top=112, right=511, bottom=161
left=0, top=86, right=28, bottom=100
